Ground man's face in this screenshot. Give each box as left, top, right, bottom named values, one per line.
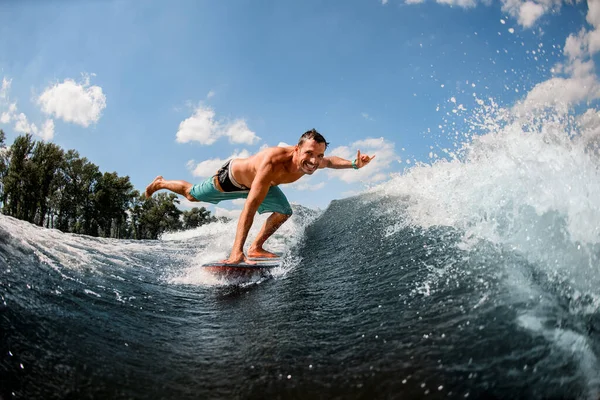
left=297, top=139, right=326, bottom=174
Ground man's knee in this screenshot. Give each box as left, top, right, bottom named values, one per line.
left=274, top=211, right=292, bottom=220
left=184, top=188, right=198, bottom=202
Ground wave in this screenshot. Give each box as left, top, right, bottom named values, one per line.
left=1, top=131, right=600, bottom=398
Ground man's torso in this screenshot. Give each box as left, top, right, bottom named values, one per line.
left=231, top=147, right=303, bottom=188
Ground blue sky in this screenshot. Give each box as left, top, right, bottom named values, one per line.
left=0, top=0, right=597, bottom=215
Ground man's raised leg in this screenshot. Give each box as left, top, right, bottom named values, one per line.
left=145, top=176, right=197, bottom=201
left=248, top=212, right=290, bottom=258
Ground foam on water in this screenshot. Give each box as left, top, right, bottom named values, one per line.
left=164, top=205, right=321, bottom=286
left=375, top=100, right=600, bottom=293
left=0, top=214, right=159, bottom=275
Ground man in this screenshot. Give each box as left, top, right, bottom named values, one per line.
left=145, top=129, right=375, bottom=264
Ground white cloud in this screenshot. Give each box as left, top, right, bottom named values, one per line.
left=1, top=103, right=16, bottom=124
left=506, top=0, right=600, bottom=116
left=0, top=79, right=16, bottom=125
left=289, top=171, right=326, bottom=191
left=258, top=142, right=291, bottom=151
left=0, top=79, right=55, bottom=141
left=406, top=0, right=565, bottom=28
left=232, top=198, right=246, bottom=206
left=513, top=73, right=600, bottom=114
left=206, top=90, right=216, bottom=99
left=382, top=0, right=389, bottom=4
left=214, top=207, right=242, bottom=219
left=0, top=78, right=10, bottom=100
left=327, top=137, right=397, bottom=184
left=587, top=28, right=600, bottom=54
left=14, top=113, right=32, bottom=134
left=38, top=74, right=106, bottom=127
left=224, top=120, right=258, bottom=144
left=39, top=119, right=55, bottom=141
left=517, top=1, right=546, bottom=27
left=293, top=181, right=326, bottom=191
left=500, top=0, right=564, bottom=28
left=14, top=113, right=55, bottom=141
left=436, top=0, right=478, bottom=7
left=587, top=0, right=600, bottom=27
left=187, top=149, right=252, bottom=178
left=342, top=189, right=361, bottom=197
left=177, top=197, right=200, bottom=210
left=564, top=29, right=587, bottom=60
left=177, top=107, right=219, bottom=145
left=176, top=105, right=260, bottom=146
left=329, top=145, right=352, bottom=159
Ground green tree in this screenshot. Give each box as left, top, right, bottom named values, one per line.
left=94, top=172, right=136, bottom=238
left=182, top=206, right=215, bottom=229
left=2, top=134, right=35, bottom=221
left=0, top=133, right=221, bottom=239
left=30, top=141, right=64, bottom=227
left=0, top=130, right=8, bottom=198
left=136, top=192, right=183, bottom=239
left=50, top=150, right=102, bottom=234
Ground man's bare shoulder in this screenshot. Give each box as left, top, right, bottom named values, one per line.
left=256, top=146, right=294, bottom=165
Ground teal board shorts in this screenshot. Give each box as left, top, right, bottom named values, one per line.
left=189, top=177, right=293, bottom=215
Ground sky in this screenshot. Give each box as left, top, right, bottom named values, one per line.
left=0, top=0, right=598, bottom=217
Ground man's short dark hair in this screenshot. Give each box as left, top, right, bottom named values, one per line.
left=298, top=129, right=329, bottom=149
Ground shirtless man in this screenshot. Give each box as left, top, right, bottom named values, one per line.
left=145, top=129, right=375, bottom=264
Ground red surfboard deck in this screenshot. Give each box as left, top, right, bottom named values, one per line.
left=202, top=260, right=280, bottom=277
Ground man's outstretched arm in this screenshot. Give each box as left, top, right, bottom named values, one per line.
left=225, top=162, right=273, bottom=264
left=319, top=149, right=375, bottom=169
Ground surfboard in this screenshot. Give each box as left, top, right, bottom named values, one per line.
left=202, top=259, right=280, bottom=277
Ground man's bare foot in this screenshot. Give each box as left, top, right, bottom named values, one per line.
left=219, top=254, right=255, bottom=265
left=145, top=176, right=163, bottom=198
left=247, top=247, right=280, bottom=259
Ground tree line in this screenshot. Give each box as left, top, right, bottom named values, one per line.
left=0, top=130, right=224, bottom=239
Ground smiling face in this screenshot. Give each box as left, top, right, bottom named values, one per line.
left=295, top=139, right=326, bottom=175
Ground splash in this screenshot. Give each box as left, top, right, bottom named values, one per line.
left=374, top=97, right=600, bottom=292
left=165, top=204, right=321, bottom=286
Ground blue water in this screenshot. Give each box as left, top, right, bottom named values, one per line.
left=2, top=110, right=600, bottom=398
left=1, top=174, right=600, bottom=399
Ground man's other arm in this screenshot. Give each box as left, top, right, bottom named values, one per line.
left=319, top=150, right=375, bottom=169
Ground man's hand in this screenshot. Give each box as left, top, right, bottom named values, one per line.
left=356, top=149, right=375, bottom=168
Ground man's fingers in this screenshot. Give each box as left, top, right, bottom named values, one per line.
left=355, top=151, right=376, bottom=168
left=360, top=154, right=375, bottom=163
